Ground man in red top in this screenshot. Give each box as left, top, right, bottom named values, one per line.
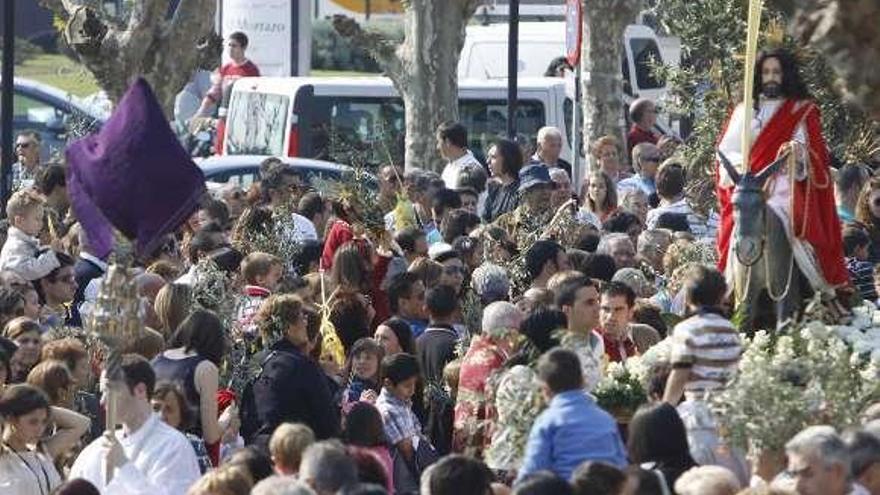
left=627, top=98, right=659, bottom=159
left=598, top=282, right=660, bottom=363
left=196, top=31, right=260, bottom=118
left=716, top=48, right=848, bottom=295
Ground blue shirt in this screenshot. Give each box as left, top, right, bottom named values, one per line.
left=405, top=318, right=429, bottom=339
left=516, top=390, right=628, bottom=483
left=617, top=173, right=656, bottom=196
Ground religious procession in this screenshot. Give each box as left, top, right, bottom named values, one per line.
left=1, top=1, right=880, bottom=495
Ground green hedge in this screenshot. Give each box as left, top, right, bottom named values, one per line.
left=311, top=19, right=403, bottom=73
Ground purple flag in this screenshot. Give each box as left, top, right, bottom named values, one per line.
left=67, top=78, right=206, bottom=259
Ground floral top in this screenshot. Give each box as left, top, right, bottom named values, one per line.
left=484, top=365, right=545, bottom=471
left=558, top=330, right=606, bottom=393
left=452, top=331, right=518, bottom=457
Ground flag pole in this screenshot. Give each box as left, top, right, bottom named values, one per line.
left=740, top=0, right=764, bottom=172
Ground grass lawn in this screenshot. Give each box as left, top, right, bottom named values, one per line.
left=17, top=54, right=100, bottom=97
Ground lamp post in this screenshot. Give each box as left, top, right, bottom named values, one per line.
left=1, top=0, right=15, bottom=213
left=506, top=0, right=519, bottom=139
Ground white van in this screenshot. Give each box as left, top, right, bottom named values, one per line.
left=458, top=22, right=672, bottom=104
left=223, top=76, right=576, bottom=165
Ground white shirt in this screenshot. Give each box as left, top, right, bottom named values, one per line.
left=0, top=226, right=60, bottom=281
left=441, top=150, right=483, bottom=189
left=69, top=413, right=201, bottom=495
left=0, top=448, right=63, bottom=495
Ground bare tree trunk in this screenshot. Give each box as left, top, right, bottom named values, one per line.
left=41, top=0, right=219, bottom=117
left=581, top=0, right=644, bottom=166
left=334, top=0, right=479, bottom=172
left=790, top=0, right=880, bottom=121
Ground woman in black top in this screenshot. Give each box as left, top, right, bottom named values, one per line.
left=482, top=139, right=523, bottom=223
left=627, top=402, right=698, bottom=492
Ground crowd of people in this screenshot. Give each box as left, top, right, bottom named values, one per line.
left=0, top=92, right=879, bottom=495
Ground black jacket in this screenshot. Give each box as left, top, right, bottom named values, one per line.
left=252, top=339, right=339, bottom=445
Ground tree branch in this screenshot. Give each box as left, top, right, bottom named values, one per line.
left=332, top=15, right=404, bottom=78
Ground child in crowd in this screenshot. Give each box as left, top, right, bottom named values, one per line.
left=375, top=353, right=436, bottom=493
left=0, top=189, right=60, bottom=281
left=342, top=402, right=394, bottom=492
left=340, top=337, right=384, bottom=413
left=268, top=422, right=315, bottom=476
left=235, top=252, right=283, bottom=336
left=843, top=227, right=878, bottom=302
left=517, top=348, right=627, bottom=483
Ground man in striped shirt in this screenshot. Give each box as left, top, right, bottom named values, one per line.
left=663, top=265, right=746, bottom=480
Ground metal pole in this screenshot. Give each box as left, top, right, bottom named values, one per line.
left=572, top=63, right=581, bottom=190
left=506, top=0, right=519, bottom=139
left=1, top=0, right=14, bottom=215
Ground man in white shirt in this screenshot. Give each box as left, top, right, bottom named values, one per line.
left=70, top=354, right=201, bottom=495
left=437, top=122, right=482, bottom=189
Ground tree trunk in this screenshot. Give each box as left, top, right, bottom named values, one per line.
left=581, top=0, right=644, bottom=168
left=41, top=0, right=219, bottom=117
left=790, top=0, right=880, bottom=122
left=334, top=0, right=479, bottom=172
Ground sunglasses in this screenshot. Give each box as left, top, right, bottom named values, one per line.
left=15, top=142, right=33, bottom=149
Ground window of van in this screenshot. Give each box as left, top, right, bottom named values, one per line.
left=226, top=92, right=290, bottom=156
left=308, top=96, right=405, bottom=166
left=629, top=38, right=665, bottom=90
left=460, top=99, right=545, bottom=163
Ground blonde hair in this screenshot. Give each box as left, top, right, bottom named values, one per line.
left=590, top=135, right=619, bottom=158
left=269, top=422, right=316, bottom=473
left=6, top=189, right=44, bottom=220
left=154, top=283, right=192, bottom=338
left=3, top=316, right=41, bottom=341
left=186, top=464, right=253, bottom=495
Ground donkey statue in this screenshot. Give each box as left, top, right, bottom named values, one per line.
left=718, top=150, right=807, bottom=332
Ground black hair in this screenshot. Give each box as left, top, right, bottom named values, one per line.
left=837, top=164, right=870, bottom=195
left=627, top=402, right=696, bottom=469
left=683, top=265, right=727, bottom=309
left=386, top=272, right=422, bottom=314
left=628, top=98, right=655, bottom=125
left=0, top=383, right=50, bottom=418
left=381, top=353, right=420, bottom=385
left=537, top=348, right=583, bottom=393
left=227, top=445, right=274, bottom=484
left=329, top=292, right=371, bottom=355
left=298, top=192, right=325, bottom=220
left=379, top=317, right=416, bottom=355
left=753, top=48, right=810, bottom=108
left=200, top=198, right=230, bottom=231
left=423, top=454, right=493, bottom=495
left=39, top=250, right=75, bottom=305
left=457, top=166, right=488, bottom=194
left=187, top=228, right=225, bottom=264
left=343, top=402, right=387, bottom=448
left=229, top=31, right=250, bottom=48
left=554, top=274, right=596, bottom=308
left=525, top=240, right=564, bottom=280
left=34, top=164, right=66, bottom=196
left=431, top=188, right=462, bottom=218
left=437, top=122, right=469, bottom=149
left=494, top=138, right=525, bottom=178
left=575, top=230, right=601, bottom=253
left=603, top=211, right=642, bottom=235
left=394, top=227, right=426, bottom=255
left=441, top=210, right=481, bottom=244
left=121, top=354, right=157, bottom=399
left=172, top=309, right=227, bottom=365
left=655, top=212, right=691, bottom=233
left=571, top=462, right=627, bottom=495
left=291, top=239, right=322, bottom=275
left=626, top=466, right=667, bottom=495
left=425, top=284, right=457, bottom=319
left=843, top=226, right=872, bottom=257
left=601, top=281, right=637, bottom=307
left=505, top=307, right=565, bottom=369
left=514, top=471, right=574, bottom=495
left=581, top=253, right=617, bottom=282
left=544, top=56, right=572, bottom=77
left=52, top=479, right=101, bottom=495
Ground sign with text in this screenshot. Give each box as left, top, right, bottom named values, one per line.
left=222, top=0, right=307, bottom=76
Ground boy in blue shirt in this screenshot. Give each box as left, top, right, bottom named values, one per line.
left=517, top=348, right=628, bottom=484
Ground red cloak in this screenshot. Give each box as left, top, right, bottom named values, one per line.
left=716, top=99, right=849, bottom=287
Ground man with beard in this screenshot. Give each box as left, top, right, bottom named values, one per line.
left=716, top=48, right=848, bottom=297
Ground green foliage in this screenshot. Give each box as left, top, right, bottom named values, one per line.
left=312, top=19, right=403, bottom=73
left=0, top=37, right=45, bottom=66
left=594, top=362, right=648, bottom=415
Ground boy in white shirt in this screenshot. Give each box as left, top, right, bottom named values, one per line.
left=0, top=189, right=60, bottom=280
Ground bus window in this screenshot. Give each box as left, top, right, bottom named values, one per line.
left=308, top=96, right=405, bottom=166
left=630, top=38, right=665, bottom=90
left=459, top=99, right=545, bottom=163
left=226, top=92, right=290, bottom=156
